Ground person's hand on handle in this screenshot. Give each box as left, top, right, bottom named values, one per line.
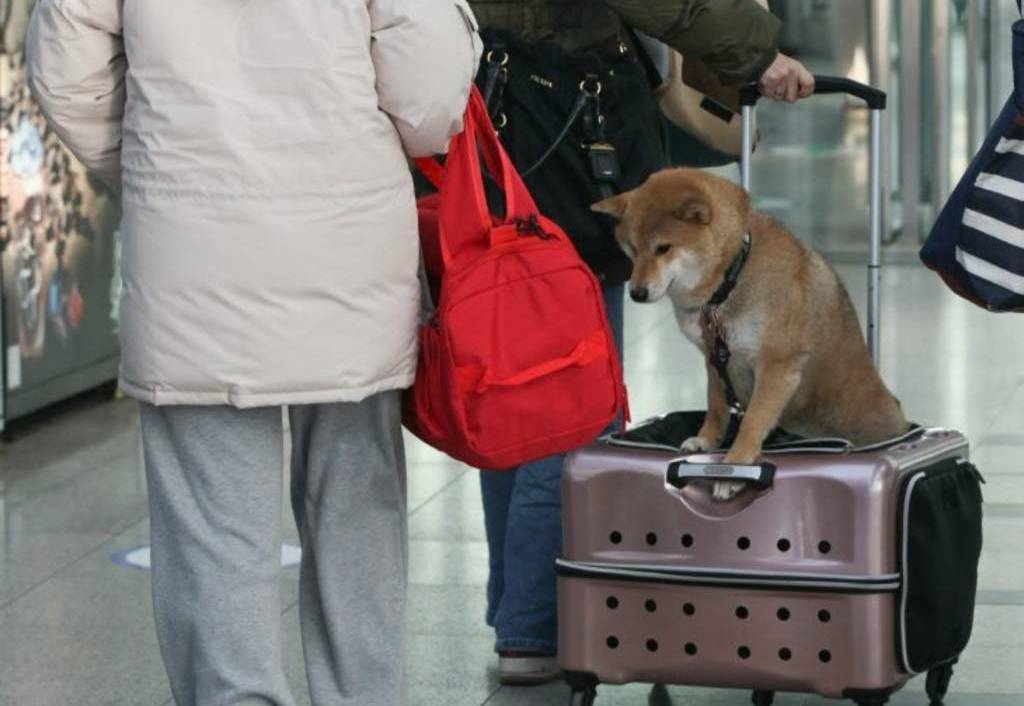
left=759, top=53, right=815, bottom=103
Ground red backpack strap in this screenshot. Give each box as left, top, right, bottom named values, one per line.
left=463, top=89, right=538, bottom=221
left=416, top=91, right=523, bottom=195
left=431, top=87, right=542, bottom=264
left=416, top=157, right=446, bottom=190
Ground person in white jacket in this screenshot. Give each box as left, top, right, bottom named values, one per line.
left=26, top=1, right=481, bottom=704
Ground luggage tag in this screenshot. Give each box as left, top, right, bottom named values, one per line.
left=588, top=142, right=621, bottom=184
left=581, top=83, right=621, bottom=185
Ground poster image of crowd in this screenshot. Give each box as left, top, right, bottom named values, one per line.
left=1, top=32, right=120, bottom=418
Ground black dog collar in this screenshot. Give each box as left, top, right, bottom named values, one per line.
left=704, top=232, right=752, bottom=309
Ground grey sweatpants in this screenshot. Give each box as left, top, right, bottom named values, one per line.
left=139, top=391, right=407, bottom=706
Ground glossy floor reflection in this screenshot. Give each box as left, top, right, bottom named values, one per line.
left=1, top=256, right=1022, bottom=705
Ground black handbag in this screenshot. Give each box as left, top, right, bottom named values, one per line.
left=477, top=29, right=667, bottom=285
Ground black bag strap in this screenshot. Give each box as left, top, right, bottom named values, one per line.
left=479, top=41, right=614, bottom=185
left=482, top=44, right=509, bottom=115
left=521, top=86, right=595, bottom=178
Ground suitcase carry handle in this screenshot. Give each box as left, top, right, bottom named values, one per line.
left=737, top=75, right=887, bottom=365
left=666, top=459, right=776, bottom=491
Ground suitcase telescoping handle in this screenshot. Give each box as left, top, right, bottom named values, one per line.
left=666, top=459, right=776, bottom=491
left=737, top=75, right=887, bottom=364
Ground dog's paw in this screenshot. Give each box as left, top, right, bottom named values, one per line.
left=680, top=436, right=713, bottom=453
left=712, top=480, right=746, bottom=502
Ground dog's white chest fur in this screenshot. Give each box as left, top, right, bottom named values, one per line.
left=673, top=304, right=762, bottom=402
left=674, top=307, right=761, bottom=353
left=675, top=308, right=704, bottom=347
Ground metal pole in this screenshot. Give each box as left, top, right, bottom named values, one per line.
left=988, top=0, right=1009, bottom=129
left=741, top=105, right=753, bottom=192
left=900, top=0, right=921, bottom=243
left=966, top=0, right=983, bottom=154
left=869, top=109, right=883, bottom=365
left=931, top=0, right=952, bottom=217
left=868, top=0, right=892, bottom=241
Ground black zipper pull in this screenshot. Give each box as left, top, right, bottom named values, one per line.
left=516, top=214, right=552, bottom=239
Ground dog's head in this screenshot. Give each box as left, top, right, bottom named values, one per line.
left=593, top=169, right=750, bottom=306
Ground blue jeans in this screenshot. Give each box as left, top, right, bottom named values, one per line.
left=479, top=284, right=625, bottom=654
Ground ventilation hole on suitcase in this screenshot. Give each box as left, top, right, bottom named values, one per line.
left=818, top=540, right=832, bottom=554
left=646, top=532, right=658, bottom=546
left=736, top=606, right=749, bottom=619
left=777, top=607, right=791, bottom=622
left=818, top=609, right=831, bottom=623
left=738, top=646, right=751, bottom=660
left=681, top=533, right=694, bottom=548
left=777, top=538, right=791, bottom=552
left=683, top=603, right=695, bottom=616
left=819, top=649, right=832, bottom=664
left=646, top=639, right=659, bottom=653
left=645, top=599, right=657, bottom=613
left=779, top=648, right=792, bottom=661
left=606, top=636, right=620, bottom=649
left=684, top=642, right=698, bottom=656
left=610, top=531, right=622, bottom=545
left=737, top=536, right=751, bottom=550
left=606, top=596, right=619, bottom=610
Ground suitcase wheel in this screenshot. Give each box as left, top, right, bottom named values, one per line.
left=568, top=689, right=596, bottom=706
left=925, top=661, right=956, bottom=705
left=751, top=690, right=775, bottom=706
left=564, top=671, right=598, bottom=706
left=846, top=689, right=893, bottom=706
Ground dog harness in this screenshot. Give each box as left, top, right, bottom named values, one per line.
left=699, top=232, right=752, bottom=416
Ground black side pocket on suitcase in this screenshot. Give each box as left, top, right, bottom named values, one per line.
left=896, top=458, right=984, bottom=674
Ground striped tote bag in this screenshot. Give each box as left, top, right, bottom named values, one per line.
left=922, top=15, right=1024, bottom=312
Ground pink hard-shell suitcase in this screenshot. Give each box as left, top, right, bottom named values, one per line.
left=559, top=416, right=983, bottom=706
left=557, top=78, right=986, bottom=706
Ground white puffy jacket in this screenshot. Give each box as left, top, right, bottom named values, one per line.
left=27, top=0, right=481, bottom=406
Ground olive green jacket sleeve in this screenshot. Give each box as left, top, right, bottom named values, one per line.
left=603, top=0, right=780, bottom=86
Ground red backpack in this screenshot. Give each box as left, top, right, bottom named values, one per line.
left=404, top=88, right=628, bottom=470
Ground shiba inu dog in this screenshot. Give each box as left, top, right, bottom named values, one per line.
left=594, top=168, right=908, bottom=501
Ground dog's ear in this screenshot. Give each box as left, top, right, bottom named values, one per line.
left=673, top=197, right=712, bottom=225
left=591, top=192, right=630, bottom=220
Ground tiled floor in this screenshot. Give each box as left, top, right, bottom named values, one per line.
left=3, top=47, right=1024, bottom=706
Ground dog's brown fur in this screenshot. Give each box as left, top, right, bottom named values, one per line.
left=595, top=168, right=907, bottom=500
